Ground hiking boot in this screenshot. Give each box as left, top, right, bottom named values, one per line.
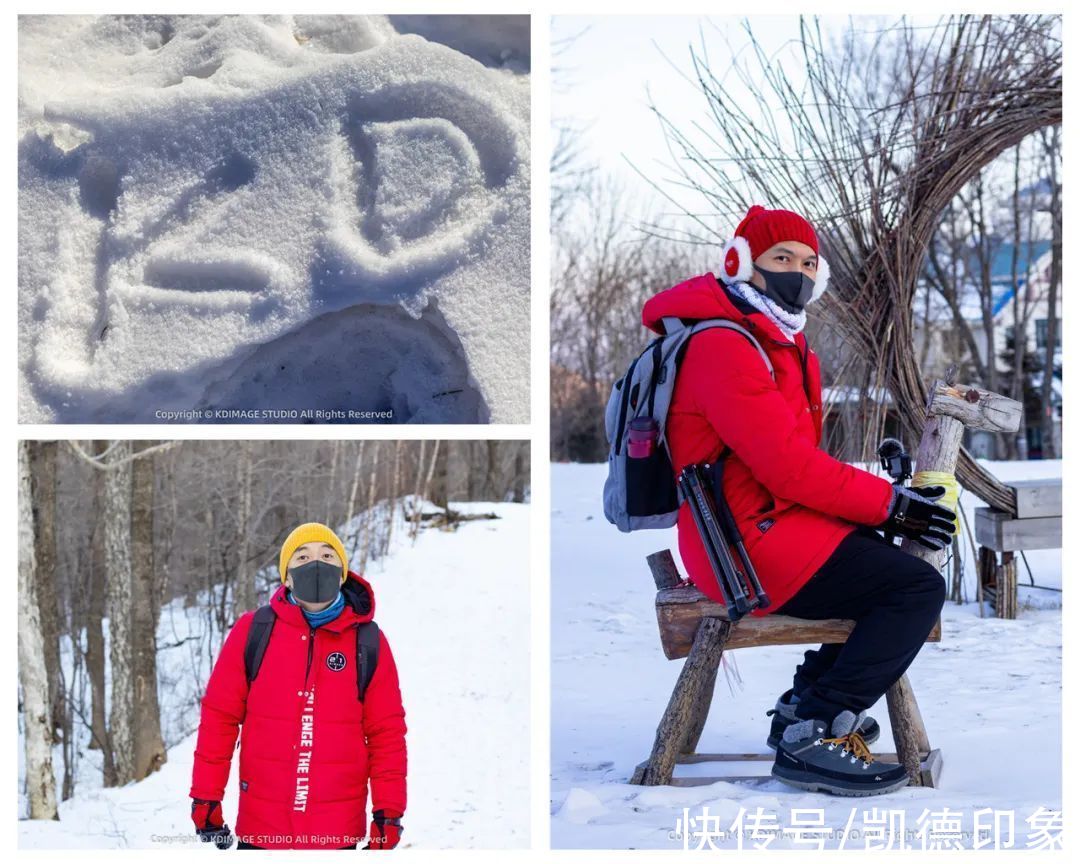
left=772, top=710, right=909, bottom=796
left=766, top=689, right=880, bottom=750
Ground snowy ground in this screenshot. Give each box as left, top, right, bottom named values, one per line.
left=19, top=498, right=531, bottom=849
left=18, top=15, right=530, bottom=423
left=551, top=461, right=1062, bottom=850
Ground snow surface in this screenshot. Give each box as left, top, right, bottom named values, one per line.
left=19, top=498, right=531, bottom=849
left=551, top=460, right=1061, bottom=849
left=18, top=16, right=530, bottom=423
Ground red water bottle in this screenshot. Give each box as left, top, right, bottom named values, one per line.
left=627, top=417, right=659, bottom=458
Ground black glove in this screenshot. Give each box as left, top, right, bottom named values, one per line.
left=191, top=799, right=234, bottom=850
left=364, top=809, right=404, bottom=850
left=875, top=485, right=957, bottom=551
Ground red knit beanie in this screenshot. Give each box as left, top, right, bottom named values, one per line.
left=734, top=205, right=818, bottom=258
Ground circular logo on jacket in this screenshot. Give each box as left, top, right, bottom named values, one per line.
left=326, top=651, right=347, bottom=671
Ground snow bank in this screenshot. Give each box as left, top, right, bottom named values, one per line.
left=551, top=460, right=1061, bottom=849
left=18, top=15, right=530, bottom=423
left=19, top=498, right=530, bottom=849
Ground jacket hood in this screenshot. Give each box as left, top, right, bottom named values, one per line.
left=641, top=272, right=798, bottom=346
left=268, top=569, right=375, bottom=631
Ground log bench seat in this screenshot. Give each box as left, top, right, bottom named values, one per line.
left=630, top=550, right=942, bottom=788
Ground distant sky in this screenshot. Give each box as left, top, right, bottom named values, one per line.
left=552, top=15, right=821, bottom=226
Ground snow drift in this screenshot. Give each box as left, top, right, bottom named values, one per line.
left=18, top=16, right=530, bottom=423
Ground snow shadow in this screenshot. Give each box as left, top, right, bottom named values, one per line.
left=195, top=301, right=488, bottom=423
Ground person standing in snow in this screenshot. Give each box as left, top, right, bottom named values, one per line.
left=190, top=523, right=407, bottom=849
left=641, top=205, right=956, bottom=796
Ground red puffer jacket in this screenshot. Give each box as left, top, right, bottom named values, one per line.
left=642, top=273, right=895, bottom=615
left=190, top=572, right=406, bottom=849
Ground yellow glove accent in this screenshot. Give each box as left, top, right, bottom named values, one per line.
left=911, top=469, right=961, bottom=538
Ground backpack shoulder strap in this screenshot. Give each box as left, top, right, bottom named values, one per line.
left=243, top=604, right=277, bottom=685
left=686, top=319, right=775, bottom=380
left=355, top=621, right=381, bottom=702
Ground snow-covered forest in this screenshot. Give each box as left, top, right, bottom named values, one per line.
left=17, top=439, right=531, bottom=848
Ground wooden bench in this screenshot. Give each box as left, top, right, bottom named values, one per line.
left=629, top=550, right=943, bottom=789
left=975, top=478, right=1062, bottom=619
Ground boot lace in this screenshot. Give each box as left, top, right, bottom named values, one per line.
left=820, top=730, right=874, bottom=765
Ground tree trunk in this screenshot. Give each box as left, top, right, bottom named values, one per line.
left=484, top=441, right=500, bottom=500
left=344, top=441, right=365, bottom=555
left=430, top=442, right=449, bottom=510
left=18, top=441, right=59, bottom=819
left=233, top=441, right=255, bottom=615
left=130, top=446, right=166, bottom=781
left=104, top=441, right=136, bottom=786
left=1008, top=146, right=1028, bottom=461
left=466, top=442, right=480, bottom=499
left=28, top=441, right=64, bottom=740
left=1040, top=125, right=1061, bottom=459
left=85, top=443, right=114, bottom=784
left=360, top=442, right=380, bottom=572
left=512, top=444, right=528, bottom=503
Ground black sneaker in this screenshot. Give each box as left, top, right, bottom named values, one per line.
left=766, top=689, right=880, bottom=750
left=772, top=710, right=909, bottom=796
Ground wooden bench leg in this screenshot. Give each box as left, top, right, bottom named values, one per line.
left=977, top=545, right=996, bottom=615
left=632, top=618, right=730, bottom=785
left=998, top=551, right=1017, bottom=619
left=681, top=657, right=720, bottom=756
left=885, top=673, right=938, bottom=787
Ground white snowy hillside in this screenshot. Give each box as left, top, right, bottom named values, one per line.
left=551, top=461, right=1061, bottom=850
left=18, top=16, right=530, bottom=423
left=19, top=499, right=531, bottom=849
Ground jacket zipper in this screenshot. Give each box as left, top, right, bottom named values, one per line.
left=767, top=335, right=816, bottom=412
left=304, top=625, right=316, bottom=686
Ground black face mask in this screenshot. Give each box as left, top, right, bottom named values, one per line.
left=753, top=265, right=815, bottom=314
left=289, top=560, right=343, bottom=603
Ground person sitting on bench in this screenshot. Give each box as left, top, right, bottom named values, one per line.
left=640, top=204, right=957, bottom=796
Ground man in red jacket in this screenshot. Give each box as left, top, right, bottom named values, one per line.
left=642, top=205, right=956, bottom=796
left=190, top=523, right=407, bottom=848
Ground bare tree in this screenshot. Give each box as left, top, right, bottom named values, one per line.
left=512, top=445, right=528, bottom=503
left=1038, top=124, right=1061, bottom=457
left=103, top=441, right=136, bottom=785
left=232, top=441, right=255, bottom=615
left=84, top=441, right=114, bottom=783
left=28, top=442, right=63, bottom=739
left=653, top=15, right=1061, bottom=511
left=131, top=445, right=166, bottom=780
left=19, top=441, right=58, bottom=819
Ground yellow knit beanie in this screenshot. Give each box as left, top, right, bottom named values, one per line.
left=279, top=523, right=349, bottom=584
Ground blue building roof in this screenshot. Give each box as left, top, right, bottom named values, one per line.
left=989, top=240, right=1052, bottom=315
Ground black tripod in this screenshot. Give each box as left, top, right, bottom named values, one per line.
left=877, top=437, right=912, bottom=546
left=678, top=461, right=770, bottom=621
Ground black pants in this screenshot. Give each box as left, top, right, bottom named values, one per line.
left=776, top=525, right=946, bottom=724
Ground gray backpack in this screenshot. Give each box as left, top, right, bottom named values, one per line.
left=602, top=316, right=774, bottom=532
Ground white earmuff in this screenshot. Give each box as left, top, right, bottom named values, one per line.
left=718, top=235, right=754, bottom=285
left=809, top=255, right=830, bottom=303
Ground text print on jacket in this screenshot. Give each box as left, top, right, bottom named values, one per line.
left=641, top=273, right=895, bottom=614
left=190, top=572, right=407, bottom=849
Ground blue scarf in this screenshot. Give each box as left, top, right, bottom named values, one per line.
left=288, top=589, right=345, bottom=628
